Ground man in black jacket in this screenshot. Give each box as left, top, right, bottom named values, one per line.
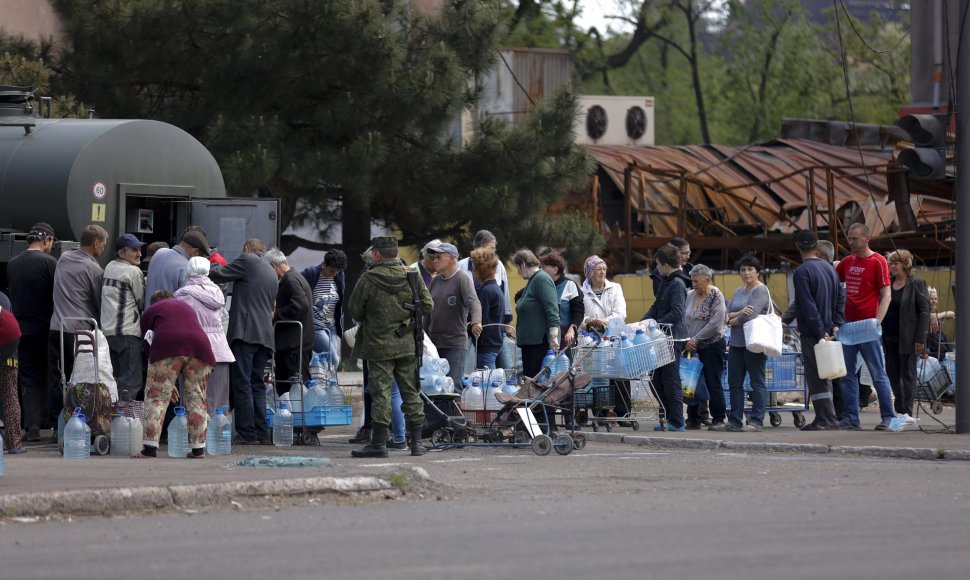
left=266, top=248, right=314, bottom=395
left=644, top=245, right=690, bottom=431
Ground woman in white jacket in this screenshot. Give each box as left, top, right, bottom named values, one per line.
left=580, top=256, right=631, bottom=425
left=175, top=257, right=235, bottom=415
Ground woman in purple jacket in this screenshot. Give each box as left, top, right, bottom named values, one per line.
left=175, top=257, right=235, bottom=416
left=139, top=290, right=215, bottom=458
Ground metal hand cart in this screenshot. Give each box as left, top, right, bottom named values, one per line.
left=570, top=326, right=674, bottom=431
left=57, top=317, right=112, bottom=455
left=268, top=320, right=352, bottom=445
left=915, top=356, right=951, bottom=415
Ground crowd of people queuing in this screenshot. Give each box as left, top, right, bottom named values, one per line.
left=0, top=220, right=955, bottom=457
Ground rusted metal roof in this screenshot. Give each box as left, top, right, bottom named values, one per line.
left=586, top=139, right=955, bottom=240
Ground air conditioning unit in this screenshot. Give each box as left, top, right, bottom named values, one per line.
left=575, top=96, right=655, bottom=146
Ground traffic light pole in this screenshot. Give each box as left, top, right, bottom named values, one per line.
left=956, top=1, right=969, bottom=434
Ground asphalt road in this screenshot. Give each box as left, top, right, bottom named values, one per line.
left=3, top=444, right=969, bottom=580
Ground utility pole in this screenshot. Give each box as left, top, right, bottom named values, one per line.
left=956, top=0, right=969, bottom=433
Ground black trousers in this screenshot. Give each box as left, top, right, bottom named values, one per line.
left=275, top=348, right=312, bottom=396
left=18, top=334, right=49, bottom=429
left=883, top=337, right=917, bottom=415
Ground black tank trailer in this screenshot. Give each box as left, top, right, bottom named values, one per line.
left=0, top=87, right=279, bottom=289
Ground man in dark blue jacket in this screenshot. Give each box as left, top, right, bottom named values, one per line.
left=791, top=230, right=844, bottom=430
left=643, top=245, right=690, bottom=431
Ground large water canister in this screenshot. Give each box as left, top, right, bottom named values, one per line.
left=815, top=339, right=847, bottom=380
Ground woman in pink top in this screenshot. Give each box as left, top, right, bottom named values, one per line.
left=175, top=257, right=235, bottom=416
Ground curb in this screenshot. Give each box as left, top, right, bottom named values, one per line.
left=0, top=474, right=407, bottom=520
left=582, top=432, right=967, bottom=461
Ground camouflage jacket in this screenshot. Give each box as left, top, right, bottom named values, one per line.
left=348, top=260, right=434, bottom=361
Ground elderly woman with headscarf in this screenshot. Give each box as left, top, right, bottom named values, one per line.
left=174, top=257, right=235, bottom=415
left=580, top=256, right=632, bottom=424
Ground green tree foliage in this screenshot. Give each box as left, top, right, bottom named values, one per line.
left=0, top=32, right=88, bottom=117
left=51, top=0, right=601, bottom=277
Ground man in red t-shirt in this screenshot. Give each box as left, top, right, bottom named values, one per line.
left=835, top=223, right=895, bottom=430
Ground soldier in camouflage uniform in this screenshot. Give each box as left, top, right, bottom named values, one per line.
left=349, top=236, right=434, bottom=458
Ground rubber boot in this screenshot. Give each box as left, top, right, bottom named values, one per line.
left=348, top=425, right=372, bottom=444
left=351, top=424, right=388, bottom=458
left=408, top=423, right=427, bottom=457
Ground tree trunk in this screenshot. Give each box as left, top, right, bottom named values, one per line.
left=686, top=3, right=710, bottom=144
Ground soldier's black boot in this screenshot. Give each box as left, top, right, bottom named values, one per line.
left=408, top=424, right=427, bottom=457
left=348, top=425, right=372, bottom=444
left=351, top=424, right=388, bottom=458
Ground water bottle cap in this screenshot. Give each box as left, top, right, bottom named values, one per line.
left=546, top=349, right=555, bottom=355
left=279, top=401, right=289, bottom=410
left=635, top=328, right=644, bottom=334
left=174, top=406, right=186, bottom=416
left=78, top=413, right=87, bottom=422
left=307, top=379, right=317, bottom=387
left=215, top=407, right=225, bottom=415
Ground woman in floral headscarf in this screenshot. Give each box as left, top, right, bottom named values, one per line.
left=579, top=256, right=630, bottom=425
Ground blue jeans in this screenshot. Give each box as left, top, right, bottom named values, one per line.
left=477, top=349, right=499, bottom=371
left=840, top=339, right=895, bottom=425
left=727, top=347, right=767, bottom=427
left=390, top=379, right=406, bottom=443
left=313, top=326, right=340, bottom=367
left=229, top=340, right=272, bottom=442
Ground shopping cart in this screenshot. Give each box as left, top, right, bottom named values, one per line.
left=916, top=356, right=951, bottom=415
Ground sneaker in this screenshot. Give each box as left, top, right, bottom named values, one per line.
left=839, top=421, right=862, bottom=431
left=874, top=419, right=893, bottom=431
left=6, top=446, right=27, bottom=454
left=708, top=422, right=734, bottom=432
left=800, top=423, right=838, bottom=431
left=666, top=423, right=686, bottom=432
left=743, top=424, right=763, bottom=432
left=387, top=439, right=409, bottom=451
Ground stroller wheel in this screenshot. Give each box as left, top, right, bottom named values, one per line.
left=512, top=430, right=531, bottom=444
left=933, top=402, right=944, bottom=414
left=553, top=434, right=573, bottom=455
left=572, top=432, right=587, bottom=450
left=531, top=434, right=552, bottom=456
left=299, top=430, right=319, bottom=445
left=93, top=434, right=110, bottom=456
left=430, top=429, right=453, bottom=446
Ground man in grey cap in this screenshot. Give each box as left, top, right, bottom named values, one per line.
left=145, top=229, right=211, bottom=309
left=348, top=236, right=434, bottom=458
left=429, top=242, right=482, bottom=389
left=101, top=233, right=147, bottom=398
left=6, top=222, right=58, bottom=439
left=790, top=229, right=844, bottom=430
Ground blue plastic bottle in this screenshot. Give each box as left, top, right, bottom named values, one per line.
left=502, top=377, right=518, bottom=397
left=618, top=334, right=632, bottom=374
left=206, top=407, right=232, bottom=456
left=64, top=408, right=90, bottom=460
left=273, top=401, right=294, bottom=446
left=541, top=349, right=556, bottom=381
left=167, top=406, right=189, bottom=458
left=839, top=318, right=882, bottom=345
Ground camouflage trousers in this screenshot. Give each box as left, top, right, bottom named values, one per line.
left=143, top=356, right=212, bottom=450
left=367, top=356, right=424, bottom=428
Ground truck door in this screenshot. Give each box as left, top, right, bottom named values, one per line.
left=189, top=198, right=281, bottom=263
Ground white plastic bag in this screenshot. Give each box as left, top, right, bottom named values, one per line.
left=69, top=328, right=118, bottom=402
left=743, top=288, right=783, bottom=357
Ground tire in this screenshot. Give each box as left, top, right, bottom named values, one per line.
left=512, top=430, right=531, bottom=444
left=933, top=402, right=944, bottom=414
left=769, top=412, right=782, bottom=427
left=631, top=421, right=640, bottom=431
left=299, top=430, right=318, bottom=445
left=553, top=434, right=573, bottom=455
left=93, top=434, right=110, bottom=456
left=531, top=434, right=553, bottom=456
left=792, top=413, right=806, bottom=429
left=572, top=432, right=587, bottom=450
left=430, top=429, right=452, bottom=446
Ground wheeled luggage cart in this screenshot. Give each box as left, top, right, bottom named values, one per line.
left=268, top=320, right=352, bottom=445
left=57, top=317, right=113, bottom=455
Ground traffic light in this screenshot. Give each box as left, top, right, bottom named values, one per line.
left=896, top=114, right=946, bottom=180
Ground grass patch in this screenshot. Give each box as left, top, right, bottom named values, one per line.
left=387, top=472, right=411, bottom=493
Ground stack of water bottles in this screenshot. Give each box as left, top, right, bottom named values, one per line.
left=540, top=349, right=569, bottom=383
left=420, top=354, right=455, bottom=395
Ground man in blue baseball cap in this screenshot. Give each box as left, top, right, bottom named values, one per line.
left=101, top=233, right=147, bottom=398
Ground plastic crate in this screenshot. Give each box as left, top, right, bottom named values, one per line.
left=266, top=405, right=353, bottom=428
left=573, top=385, right=595, bottom=408
left=721, top=352, right=802, bottom=392
left=920, top=366, right=952, bottom=399
left=593, top=384, right=615, bottom=407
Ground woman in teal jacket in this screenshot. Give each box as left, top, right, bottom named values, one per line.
left=512, top=249, right=560, bottom=378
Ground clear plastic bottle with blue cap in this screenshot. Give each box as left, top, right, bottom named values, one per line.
left=64, top=408, right=90, bottom=460
left=502, top=377, right=518, bottom=397
left=838, top=318, right=882, bottom=345
left=305, top=379, right=329, bottom=409
left=309, top=354, right=326, bottom=382
left=167, top=406, right=189, bottom=458
left=273, top=401, right=294, bottom=446
left=326, top=378, right=344, bottom=405
left=206, top=407, right=232, bottom=456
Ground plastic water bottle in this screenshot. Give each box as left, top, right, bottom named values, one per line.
left=273, top=402, right=294, bottom=446
left=309, top=354, right=326, bottom=382
left=422, top=375, right=443, bottom=395
left=129, top=416, right=143, bottom=456
left=617, top=334, right=632, bottom=374
left=463, top=377, right=485, bottom=410
left=288, top=375, right=306, bottom=413
left=64, top=408, right=90, bottom=460
left=206, top=407, right=232, bottom=456
left=167, top=406, right=189, bottom=458
left=421, top=355, right=440, bottom=375
left=838, top=318, right=882, bottom=345
left=502, top=377, right=518, bottom=397
left=438, top=357, right=450, bottom=376
left=606, top=317, right=626, bottom=337
left=110, top=414, right=131, bottom=457
left=326, top=379, right=344, bottom=405
left=305, top=379, right=329, bottom=409
left=485, top=380, right=503, bottom=410
left=442, top=376, right=455, bottom=394
left=633, top=328, right=647, bottom=345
